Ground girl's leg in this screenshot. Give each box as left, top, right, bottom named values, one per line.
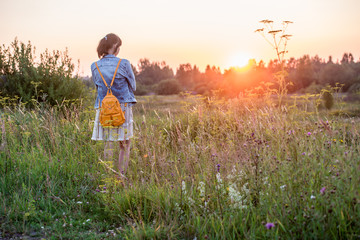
left=104, top=141, right=114, bottom=161
left=118, top=139, right=131, bottom=174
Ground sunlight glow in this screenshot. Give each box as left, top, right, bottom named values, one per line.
left=226, top=53, right=252, bottom=69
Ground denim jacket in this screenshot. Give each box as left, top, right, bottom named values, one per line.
left=91, top=55, right=137, bottom=109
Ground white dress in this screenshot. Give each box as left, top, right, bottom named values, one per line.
left=91, top=103, right=134, bottom=141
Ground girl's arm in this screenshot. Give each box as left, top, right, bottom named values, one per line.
left=125, top=60, right=136, bottom=91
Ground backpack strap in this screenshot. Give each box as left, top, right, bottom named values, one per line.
left=110, top=59, right=122, bottom=88
left=95, top=59, right=122, bottom=92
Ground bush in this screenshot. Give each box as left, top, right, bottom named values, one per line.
left=347, top=82, right=360, bottom=94
left=135, top=83, right=153, bottom=96
left=155, top=79, right=182, bottom=95
left=0, top=38, right=86, bottom=107
left=300, top=82, right=324, bottom=94
left=322, top=90, right=334, bottom=110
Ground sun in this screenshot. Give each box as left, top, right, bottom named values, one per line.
left=226, top=53, right=252, bottom=69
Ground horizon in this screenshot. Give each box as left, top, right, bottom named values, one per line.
left=1, top=0, right=360, bottom=76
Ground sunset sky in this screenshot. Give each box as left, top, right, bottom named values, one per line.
left=1, top=0, right=359, bottom=76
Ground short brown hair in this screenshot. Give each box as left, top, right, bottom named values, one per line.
left=96, top=33, right=122, bottom=58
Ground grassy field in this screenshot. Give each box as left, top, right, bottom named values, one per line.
left=0, top=94, right=359, bottom=239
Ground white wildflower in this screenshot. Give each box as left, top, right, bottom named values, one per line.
left=216, top=172, right=222, bottom=183
left=187, top=197, right=195, bottom=206
left=228, top=184, right=242, bottom=203
left=228, top=183, right=247, bottom=209
left=263, top=177, right=269, bottom=185
left=181, top=181, right=187, bottom=195
left=310, top=195, right=316, bottom=199
left=198, top=181, right=205, bottom=197
left=280, top=185, right=286, bottom=190
left=238, top=170, right=245, bottom=179
left=241, top=183, right=250, bottom=195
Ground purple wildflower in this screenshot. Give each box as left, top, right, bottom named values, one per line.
left=95, top=188, right=100, bottom=192
left=216, top=164, right=220, bottom=172
left=320, top=187, right=326, bottom=195
left=307, top=132, right=312, bottom=136
left=265, top=222, right=275, bottom=229
left=302, top=152, right=306, bottom=156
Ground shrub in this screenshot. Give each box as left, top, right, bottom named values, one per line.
left=0, top=38, right=86, bottom=107
left=347, top=82, right=360, bottom=94
left=322, top=90, right=334, bottom=110
left=135, top=83, right=152, bottom=96
left=155, top=79, right=182, bottom=95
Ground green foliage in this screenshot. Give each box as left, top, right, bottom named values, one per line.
left=0, top=38, right=86, bottom=107
left=133, top=53, right=360, bottom=98
left=155, top=79, right=182, bottom=95
left=301, top=82, right=324, bottom=94
left=322, top=90, right=334, bottom=110
left=134, top=82, right=153, bottom=96
left=136, top=58, right=174, bottom=86
left=1, top=95, right=359, bottom=239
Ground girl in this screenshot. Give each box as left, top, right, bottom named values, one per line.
left=91, top=33, right=136, bottom=176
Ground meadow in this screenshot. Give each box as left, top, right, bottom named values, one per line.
left=0, top=93, right=359, bottom=239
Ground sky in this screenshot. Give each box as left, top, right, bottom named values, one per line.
left=1, top=0, right=360, bottom=76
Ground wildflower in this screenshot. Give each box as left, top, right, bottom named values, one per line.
left=95, top=188, right=100, bottom=192
left=310, top=195, right=316, bottom=199
left=307, top=132, right=312, bottom=136
left=320, top=187, right=326, bottom=195
left=280, top=185, right=286, bottom=190
left=216, top=164, right=220, bottom=172
left=76, top=201, right=82, bottom=204
left=301, top=152, right=306, bottom=156
left=198, top=181, right=205, bottom=197
left=263, top=177, right=269, bottom=185
left=182, top=181, right=187, bottom=194
left=216, top=172, right=223, bottom=183
left=228, top=183, right=246, bottom=209
left=265, top=222, right=275, bottom=229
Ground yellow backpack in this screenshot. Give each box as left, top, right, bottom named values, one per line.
left=95, top=59, right=126, bottom=127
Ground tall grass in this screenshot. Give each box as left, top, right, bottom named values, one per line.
left=0, top=95, right=359, bottom=239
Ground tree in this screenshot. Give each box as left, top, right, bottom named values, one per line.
left=136, top=58, right=174, bottom=85
left=0, top=38, right=85, bottom=107
left=175, top=63, right=193, bottom=89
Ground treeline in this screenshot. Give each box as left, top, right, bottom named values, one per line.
left=1, top=39, right=360, bottom=108
left=133, top=53, right=360, bottom=97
